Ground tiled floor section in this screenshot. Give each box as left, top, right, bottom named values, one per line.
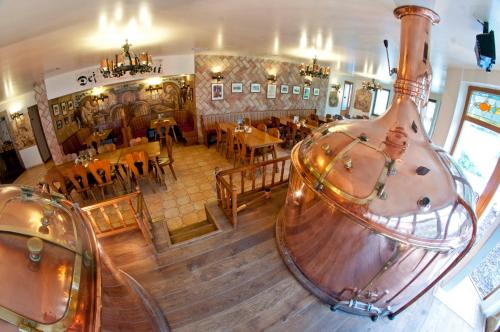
left=13, top=143, right=291, bottom=232
left=143, top=144, right=234, bottom=231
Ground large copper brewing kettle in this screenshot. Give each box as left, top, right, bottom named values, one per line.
left=0, top=186, right=101, bottom=331
left=276, top=6, right=477, bottom=321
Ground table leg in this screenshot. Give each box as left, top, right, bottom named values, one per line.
left=171, top=126, right=178, bottom=142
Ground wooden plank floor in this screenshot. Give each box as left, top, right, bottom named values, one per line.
left=99, top=185, right=478, bottom=332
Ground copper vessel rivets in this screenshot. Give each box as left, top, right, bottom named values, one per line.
left=321, top=143, right=332, bottom=155
left=27, top=237, right=43, bottom=263
left=417, top=197, right=431, bottom=211
left=342, top=154, right=353, bottom=170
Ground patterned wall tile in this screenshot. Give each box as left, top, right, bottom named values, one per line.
left=194, top=55, right=328, bottom=140
left=33, top=81, right=65, bottom=165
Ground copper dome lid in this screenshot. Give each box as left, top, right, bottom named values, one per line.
left=0, top=185, right=99, bottom=331
left=293, top=6, right=476, bottom=250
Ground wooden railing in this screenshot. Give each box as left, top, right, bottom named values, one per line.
left=82, top=191, right=155, bottom=249
left=215, top=156, right=291, bottom=227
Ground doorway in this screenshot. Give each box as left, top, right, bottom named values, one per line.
left=0, top=112, right=25, bottom=183
left=28, top=105, right=51, bottom=162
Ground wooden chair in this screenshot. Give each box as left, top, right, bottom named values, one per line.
left=286, top=122, right=303, bottom=148
left=156, top=135, right=177, bottom=182
left=256, top=123, right=267, bottom=132
left=154, top=121, right=177, bottom=148
left=123, top=150, right=156, bottom=191
left=215, top=122, right=227, bottom=153
left=234, top=133, right=265, bottom=167
left=309, top=114, right=319, bottom=122
left=225, top=130, right=239, bottom=164
left=243, top=117, right=251, bottom=126
left=262, top=128, right=280, bottom=161
left=44, top=168, right=73, bottom=199
left=61, top=164, right=96, bottom=203
left=306, top=119, right=319, bottom=127
left=87, top=159, right=122, bottom=199
left=130, top=137, right=148, bottom=146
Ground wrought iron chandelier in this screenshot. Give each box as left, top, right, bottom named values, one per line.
left=99, top=40, right=161, bottom=78
left=362, top=78, right=381, bottom=91
left=299, top=57, right=330, bottom=79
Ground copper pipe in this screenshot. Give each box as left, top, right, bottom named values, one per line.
left=389, top=197, right=477, bottom=318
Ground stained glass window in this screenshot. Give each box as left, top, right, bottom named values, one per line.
left=466, top=89, right=500, bottom=128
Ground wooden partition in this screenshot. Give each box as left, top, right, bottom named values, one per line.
left=215, top=156, right=291, bottom=227
left=201, top=109, right=316, bottom=146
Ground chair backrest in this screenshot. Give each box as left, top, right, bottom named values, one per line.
left=44, top=168, right=69, bottom=195
left=309, top=114, right=319, bottom=121
left=306, top=119, right=319, bottom=127
left=215, top=122, right=223, bottom=141
left=256, top=123, right=267, bottom=132
left=88, top=159, right=112, bottom=184
left=268, top=128, right=280, bottom=139
left=270, top=116, right=280, bottom=128
left=124, top=150, right=149, bottom=177
left=130, top=137, right=148, bottom=146
left=226, top=129, right=235, bottom=150
left=243, top=117, right=251, bottom=126
left=62, top=164, right=89, bottom=191
left=235, top=133, right=248, bottom=159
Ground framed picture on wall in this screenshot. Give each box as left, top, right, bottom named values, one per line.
left=280, top=85, right=289, bottom=94
left=52, top=104, right=60, bottom=116
left=313, top=88, right=320, bottom=96
left=61, top=102, right=67, bottom=115
left=232, top=82, right=243, bottom=93
left=211, top=83, right=224, bottom=100
left=267, top=84, right=277, bottom=99
left=292, top=86, right=301, bottom=94
left=250, top=83, right=261, bottom=93
left=56, top=120, right=63, bottom=129
left=303, top=87, right=311, bottom=100
left=68, top=100, right=74, bottom=110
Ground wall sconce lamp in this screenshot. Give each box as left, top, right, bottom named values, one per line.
left=145, top=85, right=162, bottom=94
left=212, top=72, right=224, bottom=82
left=10, top=111, right=23, bottom=121
left=92, top=94, right=109, bottom=102
left=267, top=74, right=277, bottom=83
left=331, top=83, right=341, bottom=91
left=304, top=77, right=312, bottom=87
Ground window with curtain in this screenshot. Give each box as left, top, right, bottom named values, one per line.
left=421, top=99, right=439, bottom=137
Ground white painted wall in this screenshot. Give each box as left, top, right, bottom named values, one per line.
left=44, top=53, right=195, bottom=99
left=432, top=68, right=500, bottom=151
left=19, top=146, right=43, bottom=168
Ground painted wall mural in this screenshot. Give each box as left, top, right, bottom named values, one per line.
left=48, top=75, right=194, bottom=144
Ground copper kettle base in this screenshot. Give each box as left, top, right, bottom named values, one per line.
left=275, top=209, right=394, bottom=322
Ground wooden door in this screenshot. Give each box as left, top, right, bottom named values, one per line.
left=28, top=105, right=52, bottom=162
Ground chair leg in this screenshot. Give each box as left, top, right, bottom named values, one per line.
left=168, top=164, right=177, bottom=181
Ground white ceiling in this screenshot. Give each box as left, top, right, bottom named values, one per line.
left=0, top=0, right=497, bottom=101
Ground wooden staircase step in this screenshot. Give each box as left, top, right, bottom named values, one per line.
left=169, top=219, right=210, bottom=236
left=170, top=223, right=217, bottom=244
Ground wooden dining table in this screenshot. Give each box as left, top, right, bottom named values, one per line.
left=218, top=123, right=283, bottom=164
left=150, top=117, right=178, bottom=142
